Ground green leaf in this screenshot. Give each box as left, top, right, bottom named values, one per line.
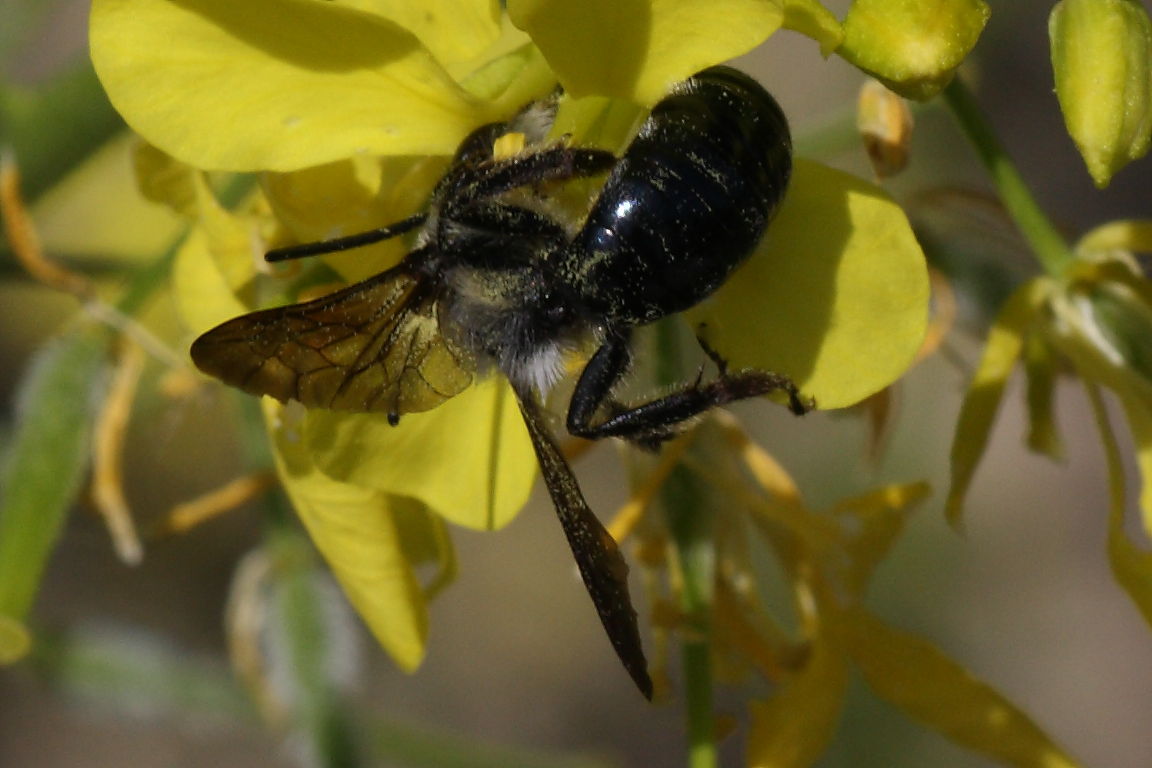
left=946, top=279, right=1048, bottom=526
left=264, top=532, right=361, bottom=763
left=0, top=62, right=123, bottom=202
left=0, top=327, right=110, bottom=661
left=844, top=607, right=1082, bottom=768
left=29, top=626, right=252, bottom=718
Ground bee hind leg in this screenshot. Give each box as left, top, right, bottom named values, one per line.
left=567, top=331, right=811, bottom=449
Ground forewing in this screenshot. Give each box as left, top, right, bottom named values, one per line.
left=513, top=385, right=653, bottom=699
left=190, top=266, right=474, bottom=415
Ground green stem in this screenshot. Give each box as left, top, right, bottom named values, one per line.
left=653, top=321, right=716, bottom=768
left=665, top=464, right=715, bottom=768
left=942, top=77, right=1072, bottom=277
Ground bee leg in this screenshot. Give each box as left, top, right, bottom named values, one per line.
left=693, top=334, right=807, bottom=415
left=566, top=332, right=678, bottom=449
left=566, top=330, right=634, bottom=431
left=694, top=334, right=729, bottom=377
left=567, top=332, right=811, bottom=447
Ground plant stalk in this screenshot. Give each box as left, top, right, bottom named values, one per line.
left=653, top=320, right=716, bottom=768
left=942, top=77, right=1072, bottom=276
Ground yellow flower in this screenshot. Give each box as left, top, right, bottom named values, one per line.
left=947, top=225, right=1152, bottom=630
left=645, top=416, right=1076, bottom=766
left=91, top=0, right=930, bottom=671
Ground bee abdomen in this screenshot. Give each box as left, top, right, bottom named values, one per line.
left=574, top=66, right=792, bottom=325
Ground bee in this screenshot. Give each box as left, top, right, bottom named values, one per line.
left=191, top=66, right=803, bottom=699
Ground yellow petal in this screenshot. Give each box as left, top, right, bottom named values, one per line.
left=90, top=0, right=492, bottom=172
left=137, top=150, right=273, bottom=343
left=1022, top=333, right=1065, bottom=459
left=265, top=400, right=428, bottom=671
left=946, top=279, right=1049, bottom=526
left=1077, top=218, right=1152, bottom=255
left=305, top=378, right=536, bottom=531
left=830, top=482, right=931, bottom=597
left=459, top=39, right=558, bottom=108
left=133, top=140, right=199, bottom=218
left=31, top=133, right=182, bottom=261
left=857, top=79, right=914, bottom=179
left=1084, top=381, right=1152, bottom=628
left=261, top=156, right=447, bottom=283
left=1115, top=387, right=1152, bottom=538
left=507, top=0, right=784, bottom=104
left=390, top=496, right=458, bottom=600
left=0, top=616, right=31, bottom=665
left=747, top=629, right=849, bottom=768
left=550, top=93, right=647, bottom=152
left=171, top=220, right=252, bottom=341
left=780, top=0, right=844, bottom=56
left=688, top=159, right=929, bottom=410
left=839, top=0, right=991, bottom=100
left=333, top=0, right=502, bottom=76
left=844, top=607, right=1081, bottom=768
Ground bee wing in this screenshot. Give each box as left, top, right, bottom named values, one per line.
left=513, top=385, right=653, bottom=699
left=191, top=264, right=474, bottom=415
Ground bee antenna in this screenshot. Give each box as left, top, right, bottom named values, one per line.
left=265, top=213, right=428, bottom=262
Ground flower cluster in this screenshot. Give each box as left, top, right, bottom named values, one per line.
left=89, top=0, right=938, bottom=667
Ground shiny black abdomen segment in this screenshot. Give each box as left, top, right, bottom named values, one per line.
left=572, top=66, right=792, bottom=325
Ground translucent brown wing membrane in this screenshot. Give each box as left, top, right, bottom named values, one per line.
left=190, top=265, right=474, bottom=416
left=513, top=384, right=653, bottom=699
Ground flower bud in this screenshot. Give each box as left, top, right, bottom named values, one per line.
left=857, top=79, right=914, bottom=178
left=1050, top=0, right=1152, bottom=188
left=838, top=0, right=990, bottom=100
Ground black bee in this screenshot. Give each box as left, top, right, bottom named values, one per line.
left=191, top=66, right=802, bottom=699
